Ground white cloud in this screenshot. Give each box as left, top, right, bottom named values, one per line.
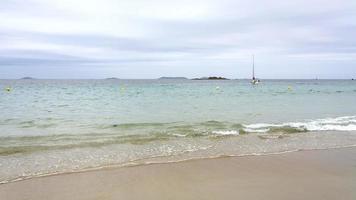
left=1, top=0, right=356, bottom=78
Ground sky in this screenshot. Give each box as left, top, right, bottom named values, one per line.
left=0, top=0, right=356, bottom=79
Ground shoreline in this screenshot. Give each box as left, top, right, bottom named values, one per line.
left=1, top=144, right=356, bottom=185
left=1, top=146, right=356, bottom=200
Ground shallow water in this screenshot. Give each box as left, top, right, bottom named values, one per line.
left=1, top=79, right=356, bottom=183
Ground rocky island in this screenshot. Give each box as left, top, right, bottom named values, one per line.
left=192, top=76, right=229, bottom=80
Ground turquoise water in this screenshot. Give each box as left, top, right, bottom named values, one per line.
left=1, top=79, right=356, bottom=183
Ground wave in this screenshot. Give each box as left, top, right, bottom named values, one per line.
left=1, top=116, right=356, bottom=156
left=243, top=116, right=356, bottom=133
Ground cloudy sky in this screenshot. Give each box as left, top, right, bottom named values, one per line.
left=1, top=0, right=356, bottom=79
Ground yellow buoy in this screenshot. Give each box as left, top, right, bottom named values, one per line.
left=5, top=87, right=11, bottom=92
left=288, top=86, right=292, bottom=91
left=120, top=86, right=126, bottom=93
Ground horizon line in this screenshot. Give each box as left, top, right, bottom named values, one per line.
left=0, top=77, right=355, bottom=80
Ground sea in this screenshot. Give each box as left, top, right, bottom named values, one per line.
left=1, top=79, right=356, bottom=183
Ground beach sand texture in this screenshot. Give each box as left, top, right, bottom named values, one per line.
left=1, top=147, right=355, bottom=200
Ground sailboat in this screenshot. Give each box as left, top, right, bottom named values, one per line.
left=251, top=54, right=260, bottom=84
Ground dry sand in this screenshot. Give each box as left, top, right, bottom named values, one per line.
left=1, top=147, right=356, bottom=200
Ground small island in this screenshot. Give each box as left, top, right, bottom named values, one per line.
left=21, top=77, right=35, bottom=80
left=192, top=76, right=229, bottom=80
left=105, top=77, right=120, bottom=80
left=158, top=77, right=188, bottom=80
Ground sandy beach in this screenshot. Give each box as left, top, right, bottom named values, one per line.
left=2, top=0, right=356, bottom=198
left=1, top=147, right=355, bottom=200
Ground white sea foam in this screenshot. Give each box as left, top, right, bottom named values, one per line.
left=212, top=130, right=239, bottom=135
left=242, top=128, right=270, bottom=133
left=172, top=133, right=186, bottom=137
left=243, top=116, right=356, bottom=133
left=244, top=123, right=283, bottom=129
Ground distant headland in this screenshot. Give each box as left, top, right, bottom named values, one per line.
left=192, top=77, right=229, bottom=80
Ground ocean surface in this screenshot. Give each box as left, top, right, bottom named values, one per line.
left=1, top=79, right=356, bottom=183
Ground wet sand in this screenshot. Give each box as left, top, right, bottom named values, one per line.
left=1, top=147, right=356, bottom=200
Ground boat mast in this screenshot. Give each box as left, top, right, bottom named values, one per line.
left=252, top=54, right=255, bottom=80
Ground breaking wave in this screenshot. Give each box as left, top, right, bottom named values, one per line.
left=1, top=116, right=356, bottom=156
left=244, top=116, right=356, bottom=133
